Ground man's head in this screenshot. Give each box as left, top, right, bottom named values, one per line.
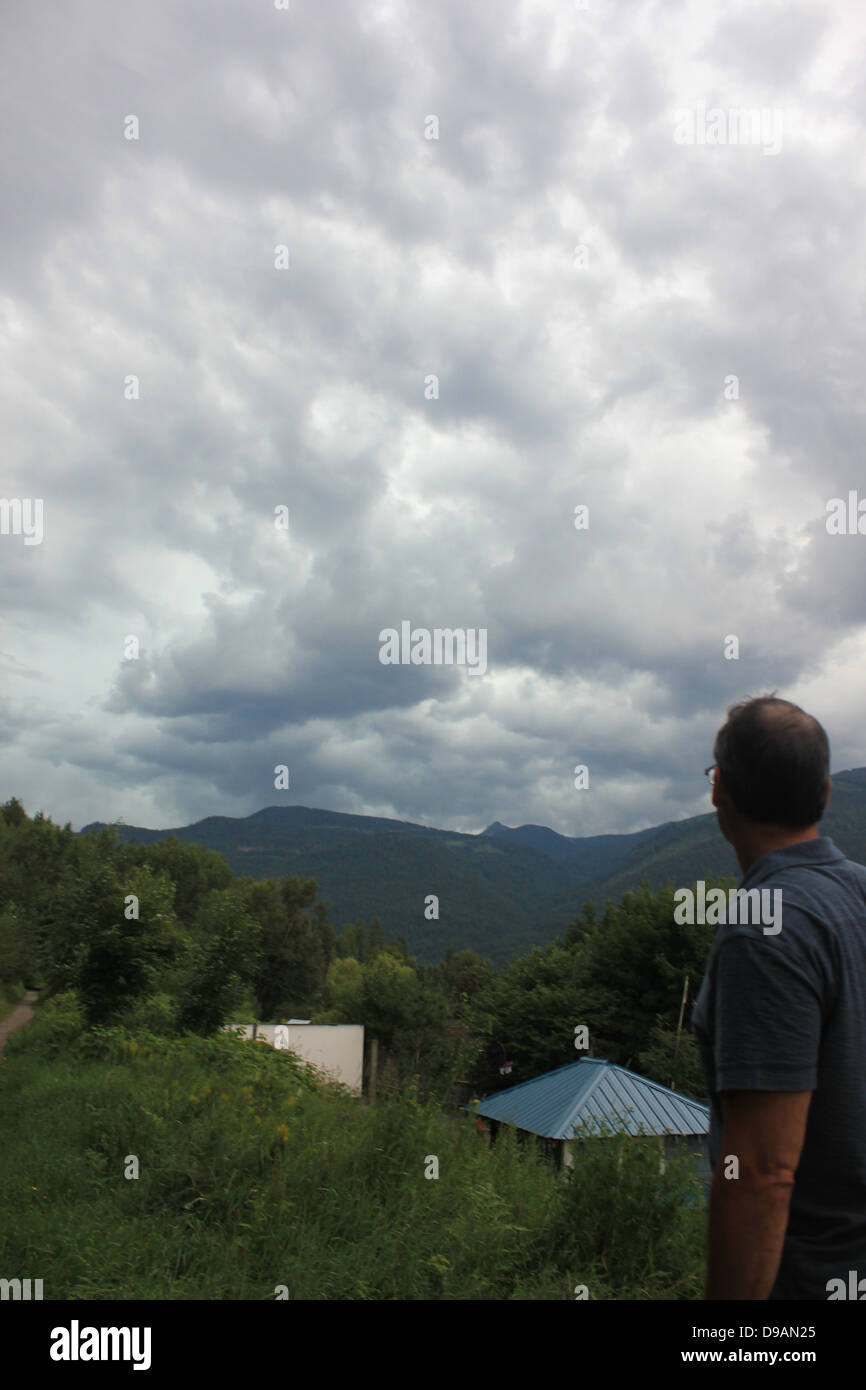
left=710, top=693, right=831, bottom=862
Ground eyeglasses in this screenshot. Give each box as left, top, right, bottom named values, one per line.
left=704, top=764, right=717, bottom=784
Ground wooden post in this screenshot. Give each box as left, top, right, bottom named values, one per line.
left=368, top=1038, right=378, bottom=1105
left=252, top=1021, right=258, bottom=1040
left=670, top=974, right=689, bottom=1089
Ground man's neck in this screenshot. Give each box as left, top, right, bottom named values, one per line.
left=733, top=825, right=821, bottom=876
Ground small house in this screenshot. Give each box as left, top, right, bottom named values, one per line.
left=468, top=1057, right=710, bottom=1186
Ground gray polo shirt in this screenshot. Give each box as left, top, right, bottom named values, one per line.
left=691, top=835, right=866, bottom=1300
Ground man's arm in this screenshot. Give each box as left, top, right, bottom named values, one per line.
left=706, top=1089, right=813, bottom=1300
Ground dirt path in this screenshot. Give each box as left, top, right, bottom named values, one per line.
left=0, top=991, right=38, bottom=1056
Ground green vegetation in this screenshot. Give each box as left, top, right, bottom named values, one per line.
left=0, top=794, right=720, bottom=1299
left=82, top=806, right=583, bottom=967
left=0, top=997, right=705, bottom=1299
left=0, top=794, right=721, bottom=1100
left=78, top=772, right=866, bottom=965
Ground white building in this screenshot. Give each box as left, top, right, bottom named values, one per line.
left=227, top=1021, right=365, bottom=1096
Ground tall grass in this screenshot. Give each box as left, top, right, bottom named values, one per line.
left=0, top=996, right=705, bottom=1299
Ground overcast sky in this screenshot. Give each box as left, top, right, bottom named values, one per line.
left=2, top=0, right=865, bottom=839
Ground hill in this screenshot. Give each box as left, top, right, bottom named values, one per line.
left=80, top=769, right=866, bottom=966
left=80, top=806, right=582, bottom=966
left=562, top=767, right=866, bottom=916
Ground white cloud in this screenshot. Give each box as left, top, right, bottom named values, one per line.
left=2, top=0, right=864, bottom=835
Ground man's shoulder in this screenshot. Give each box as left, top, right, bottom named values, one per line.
left=744, top=838, right=866, bottom=915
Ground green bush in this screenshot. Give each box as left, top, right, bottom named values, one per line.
left=116, top=992, right=178, bottom=1036
left=546, top=1118, right=706, bottom=1298
left=0, top=1023, right=705, bottom=1300
left=4, top=991, right=83, bottom=1060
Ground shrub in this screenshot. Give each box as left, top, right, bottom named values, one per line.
left=117, top=992, right=178, bottom=1036
left=4, top=991, right=83, bottom=1060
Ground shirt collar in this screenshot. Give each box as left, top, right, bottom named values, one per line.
left=740, top=835, right=844, bottom=888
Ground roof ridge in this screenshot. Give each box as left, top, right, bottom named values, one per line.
left=607, top=1061, right=707, bottom=1109
left=555, top=1057, right=609, bottom=1135
left=476, top=1057, right=582, bottom=1100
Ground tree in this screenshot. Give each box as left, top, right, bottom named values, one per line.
left=176, top=886, right=262, bottom=1034
left=244, top=879, right=292, bottom=1019
left=242, top=876, right=332, bottom=1020
left=438, top=947, right=494, bottom=1017
left=638, top=1016, right=708, bottom=1102
left=563, top=898, right=597, bottom=949
left=471, top=942, right=586, bottom=1088
left=41, top=844, right=180, bottom=1024
left=335, top=922, right=359, bottom=960
left=0, top=797, right=27, bottom=828
left=368, top=916, right=384, bottom=958
left=319, top=950, right=461, bottom=1097
left=0, top=908, right=30, bottom=987
left=473, top=880, right=725, bottom=1093
left=570, top=880, right=722, bottom=1065
left=121, top=835, right=232, bottom=925
left=320, top=956, right=364, bottom=1021
left=311, top=899, right=336, bottom=970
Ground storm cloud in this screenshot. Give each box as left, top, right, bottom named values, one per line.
left=2, top=0, right=864, bottom=836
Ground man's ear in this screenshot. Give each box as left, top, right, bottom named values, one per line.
left=824, top=777, right=832, bottom=812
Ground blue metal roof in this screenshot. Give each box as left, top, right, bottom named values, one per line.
left=468, top=1058, right=709, bottom=1140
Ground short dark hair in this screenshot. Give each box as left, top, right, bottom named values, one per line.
left=713, top=692, right=830, bottom=828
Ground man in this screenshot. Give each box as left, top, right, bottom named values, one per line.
left=691, top=692, right=866, bottom=1299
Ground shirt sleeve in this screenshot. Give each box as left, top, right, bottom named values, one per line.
left=710, top=926, right=823, bottom=1092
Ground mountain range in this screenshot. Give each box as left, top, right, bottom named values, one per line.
left=80, top=768, right=866, bottom=967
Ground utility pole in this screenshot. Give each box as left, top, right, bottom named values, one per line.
left=368, top=1037, right=378, bottom=1105
left=670, top=974, right=689, bottom=1089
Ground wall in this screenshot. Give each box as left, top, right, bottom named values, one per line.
left=561, top=1132, right=710, bottom=1188
left=226, top=1022, right=365, bottom=1096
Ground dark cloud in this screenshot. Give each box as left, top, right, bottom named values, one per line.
left=2, top=0, right=864, bottom=836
